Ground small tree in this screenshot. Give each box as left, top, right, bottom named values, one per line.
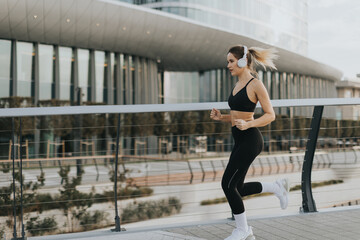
left=58, top=165, right=94, bottom=232
left=0, top=164, right=47, bottom=235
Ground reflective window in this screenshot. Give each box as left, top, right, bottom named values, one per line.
left=0, top=40, right=11, bottom=98
left=39, top=44, right=53, bottom=100
left=59, top=47, right=72, bottom=100
left=164, top=72, right=200, bottom=103
left=77, top=49, right=89, bottom=102
left=17, top=41, right=33, bottom=97
left=95, top=51, right=105, bottom=103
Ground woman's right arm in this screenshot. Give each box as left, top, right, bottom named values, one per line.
left=210, top=108, right=232, bottom=122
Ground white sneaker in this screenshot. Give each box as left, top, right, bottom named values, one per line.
left=224, top=226, right=255, bottom=240
left=275, top=178, right=290, bottom=209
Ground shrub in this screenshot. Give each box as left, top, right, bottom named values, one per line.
left=121, top=197, right=182, bottom=223
left=290, top=179, right=343, bottom=191
left=79, top=210, right=109, bottom=231
left=103, top=186, right=153, bottom=200
left=26, top=216, right=57, bottom=236
left=201, top=197, right=227, bottom=206
left=0, top=226, right=5, bottom=239
left=34, top=193, right=55, bottom=213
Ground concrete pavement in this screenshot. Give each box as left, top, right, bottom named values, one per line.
left=30, top=206, right=360, bottom=240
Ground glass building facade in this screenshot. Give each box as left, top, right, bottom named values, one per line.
left=0, top=39, right=161, bottom=106
left=0, top=0, right=336, bottom=117
left=164, top=69, right=336, bottom=117
left=123, top=0, right=308, bottom=55
left=0, top=40, right=11, bottom=98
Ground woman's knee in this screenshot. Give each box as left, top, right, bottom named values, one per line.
left=222, top=178, right=233, bottom=193
left=222, top=178, right=238, bottom=195
left=221, top=177, right=229, bottom=191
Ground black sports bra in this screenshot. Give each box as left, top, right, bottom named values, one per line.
left=228, top=78, right=257, bottom=112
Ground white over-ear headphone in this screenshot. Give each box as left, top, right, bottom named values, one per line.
left=237, top=46, right=248, bottom=68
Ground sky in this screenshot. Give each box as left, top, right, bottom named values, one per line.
left=308, top=0, right=360, bottom=80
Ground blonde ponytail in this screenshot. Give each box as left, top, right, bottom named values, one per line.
left=248, top=47, right=278, bottom=71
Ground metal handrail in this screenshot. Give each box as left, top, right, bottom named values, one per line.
left=2, top=97, right=360, bottom=238
left=0, top=98, right=360, bottom=117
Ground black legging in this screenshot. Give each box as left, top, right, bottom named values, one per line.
left=221, top=126, right=264, bottom=214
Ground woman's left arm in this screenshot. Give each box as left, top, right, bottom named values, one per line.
left=236, top=80, right=275, bottom=130
left=248, top=80, right=275, bottom=127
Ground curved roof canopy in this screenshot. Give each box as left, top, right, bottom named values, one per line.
left=0, top=0, right=342, bottom=81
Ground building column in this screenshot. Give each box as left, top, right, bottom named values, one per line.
left=105, top=51, right=113, bottom=105
left=115, top=53, right=122, bottom=105
left=89, top=50, right=96, bottom=102
left=53, top=45, right=60, bottom=100
left=141, top=58, right=148, bottom=104
left=71, top=47, right=79, bottom=104
left=133, top=56, right=140, bottom=104
left=148, top=60, right=154, bottom=103
left=158, top=70, right=164, bottom=104
left=221, top=69, right=227, bottom=101
left=124, top=55, right=131, bottom=104
left=216, top=69, right=221, bottom=102
left=10, top=40, right=17, bottom=97
left=33, top=43, right=39, bottom=106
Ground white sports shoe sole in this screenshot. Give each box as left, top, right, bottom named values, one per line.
left=224, top=226, right=256, bottom=240
left=246, top=227, right=256, bottom=240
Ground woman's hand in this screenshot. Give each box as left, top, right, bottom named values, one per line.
left=235, top=119, right=250, bottom=131
left=210, top=108, right=222, bottom=121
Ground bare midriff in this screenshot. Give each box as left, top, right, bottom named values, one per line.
left=230, top=110, right=254, bottom=127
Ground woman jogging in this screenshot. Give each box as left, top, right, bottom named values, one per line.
left=210, top=45, right=289, bottom=240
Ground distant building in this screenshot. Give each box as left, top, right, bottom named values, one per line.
left=336, top=79, right=360, bottom=120
left=0, top=0, right=341, bottom=112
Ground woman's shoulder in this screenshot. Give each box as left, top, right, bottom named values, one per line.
left=249, top=78, right=267, bottom=93
left=249, top=78, right=263, bottom=87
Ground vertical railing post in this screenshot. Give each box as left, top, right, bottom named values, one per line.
left=19, top=118, right=25, bottom=239
left=19, top=117, right=25, bottom=239
left=11, top=117, right=17, bottom=239
left=112, top=113, right=123, bottom=232
left=289, top=107, right=294, bottom=163
left=76, top=88, right=82, bottom=177
left=301, top=106, right=324, bottom=213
